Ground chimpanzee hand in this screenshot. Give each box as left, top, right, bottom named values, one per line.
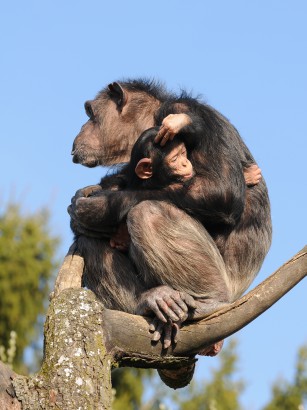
left=69, top=186, right=108, bottom=220
left=69, top=211, right=111, bottom=238
left=68, top=187, right=115, bottom=236
left=72, top=184, right=103, bottom=201
left=82, top=184, right=103, bottom=197
left=149, top=317, right=183, bottom=349
left=68, top=185, right=105, bottom=228
left=155, top=113, right=192, bottom=146
left=136, top=285, right=196, bottom=323
left=243, top=164, right=262, bottom=186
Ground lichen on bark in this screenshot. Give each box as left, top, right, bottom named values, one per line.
left=13, top=289, right=113, bottom=410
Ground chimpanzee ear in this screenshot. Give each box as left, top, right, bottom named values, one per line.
left=135, top=158, right=153, bottom=179
left=108, top=82, right=126, bottom=108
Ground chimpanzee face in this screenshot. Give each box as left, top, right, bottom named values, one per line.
left=71, top=83, right=160, bottom=167
left=164, top=142, right=194, bottom=181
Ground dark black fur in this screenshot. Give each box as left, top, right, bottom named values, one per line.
left=70, top=78, right=272, bottom=313
left=124, top=127, right=190, bottom=189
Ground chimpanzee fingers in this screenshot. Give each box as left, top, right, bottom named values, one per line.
left=256, top=170, right=262, bottom=181
left=154, top=125, right=166, bottom=143
left=82, top=184, right=103, bottom=197
left=166, top=296, right=189, bottom=322
left=160, top=131, right=173, bottom=147
left=156, top=299, right=180, bottom=322
left=150, top=319, right=181, bottom=348
left=148, top=301, right=169, bottom=323
left=70, top=192, right=87, bottom=212
left=180, top=292, right=197, bottom=310
left=69, top=195, right=77, bottom=211
left=163, top=322, right=173, bottom=349
left=149, top=317, right=160, bottom=333
left=135, top=297, right=166, bottom=321
left=70, top=219, right=106, bottom=238
left=67, top=204, right=74, bottom=218
left=172, top=322, right=180, bottom=344
left=152, top=321, right=164, bottom=342
left=73, top=187, right=87, bottom=200
left=170, top=293, right=189, bottom=312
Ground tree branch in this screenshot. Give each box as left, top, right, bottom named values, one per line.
left=103, top=246, right=307, bottom=359
left=1, top=246, right=306, bottom=409
left=51, top=244, right=307, bottom=359
left=50, top=242, right=84, bottom=300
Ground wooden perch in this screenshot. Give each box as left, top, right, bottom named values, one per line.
left=1, top=246, right=306, bottom=410
left=50, top=242, right=84, bottom=299
left=99, top=245, right=307, bottom=358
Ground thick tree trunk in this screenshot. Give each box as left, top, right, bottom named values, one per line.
left=0, top=361, right=20, bottom=410
left=13, top=290, right=113, bottom=410
left=0, top=246, right=306, bottom=409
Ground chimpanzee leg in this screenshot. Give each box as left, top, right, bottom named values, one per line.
left=127, top=200, right=231, bottom=318
left=76, top=235, right=145, bottom=314
left=222, top=222, right=272, bottom=301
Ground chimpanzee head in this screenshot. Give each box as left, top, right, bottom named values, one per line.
left=71, top=79, right=170, bottom=167
left=125, top=127, right=194, bottom=189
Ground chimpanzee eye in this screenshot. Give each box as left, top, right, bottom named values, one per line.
left=84, top=101, right=94, bottom=119
left=171, top=155, right=178, bottom=163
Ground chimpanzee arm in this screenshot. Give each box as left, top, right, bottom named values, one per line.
left=68, top=171, right=129, bottom=237
left=154, top=112, right=206, bottom=148
left=69, top=107, right=247, bottom=233
left=69, top=159, right=246, bottom=234
left=170, top=170, right=246, bottom=227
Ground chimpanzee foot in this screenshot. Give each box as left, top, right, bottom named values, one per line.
left=198, top=340, right=224, bottom=356
left=157, top=360, right=196, bottom=389
left=136, top=285, right=196, bottom=324
left=149, top=318, right=182, bottom=349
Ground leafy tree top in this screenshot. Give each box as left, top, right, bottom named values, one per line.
left=0, top=203, right=60, bottom=370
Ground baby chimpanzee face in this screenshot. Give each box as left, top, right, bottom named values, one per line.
left=164, top=142, right=194, bottom=180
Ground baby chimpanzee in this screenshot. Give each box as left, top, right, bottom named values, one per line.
left=109, top=126, right=260, bottom=254
left=109, top=126, right=193, bottom=251
left=127, top=127, right=193, bottom=187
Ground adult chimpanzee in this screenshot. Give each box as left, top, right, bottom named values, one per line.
left=69, top=79, right=272, bottom=352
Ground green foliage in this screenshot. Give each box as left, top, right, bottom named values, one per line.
left=112, top=368, right=155, bottom=410
left=0, top=203, right=59, bottom=371
left=262, top=345, right=307, bottom=410
left=0, top=330, right=17, bottom=367
left=112, top=340, right=244, bottom=410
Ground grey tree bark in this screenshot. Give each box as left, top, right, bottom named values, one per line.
left=0, top=245, right=306, bottom=410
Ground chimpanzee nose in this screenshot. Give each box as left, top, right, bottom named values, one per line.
left=71, top=142, right=76, bottom=155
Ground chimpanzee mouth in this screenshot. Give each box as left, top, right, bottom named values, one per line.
left=182, top=172, right=194, bottom=180
left=71, top=151, right=100, bottom=168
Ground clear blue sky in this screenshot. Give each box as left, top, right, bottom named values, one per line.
left=1, top=1, right=306, bottom=408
